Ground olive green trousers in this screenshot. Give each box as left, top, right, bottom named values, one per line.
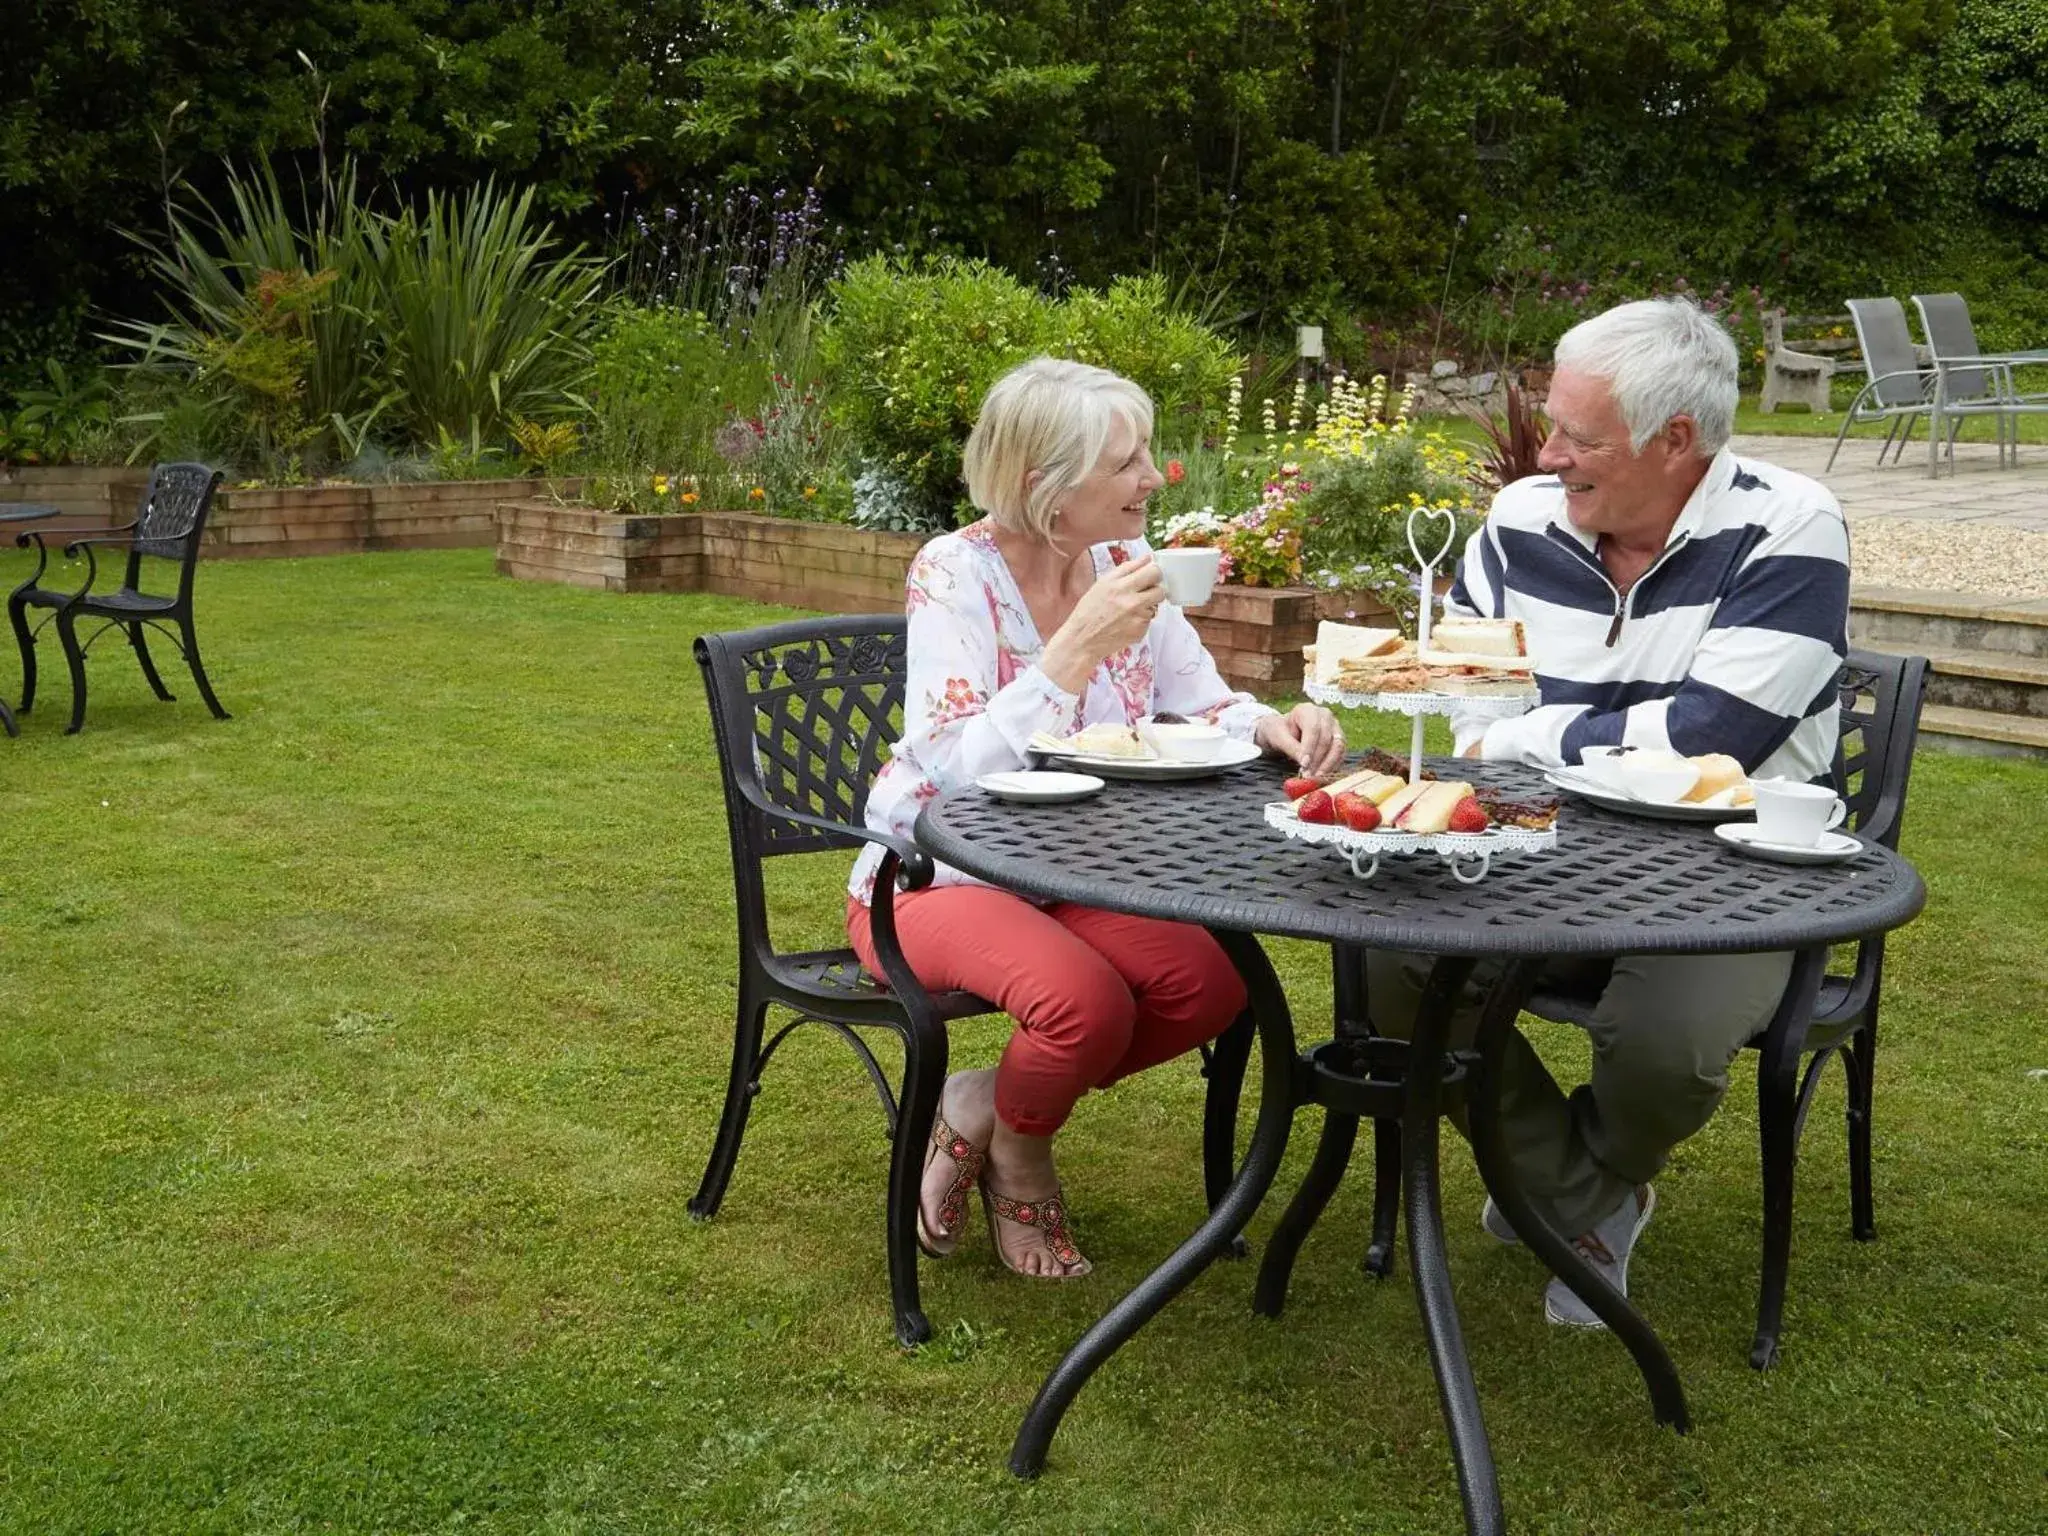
left=1364, top=948, right=1794, bottom=1234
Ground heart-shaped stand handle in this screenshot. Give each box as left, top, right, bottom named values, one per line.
left=1407, top=505, right=1459, bottom=653
left=1406, top=504, right=1458, bottom=574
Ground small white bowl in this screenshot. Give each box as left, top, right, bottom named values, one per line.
left=1140, top=721, right=1228, bottom=763
left=1577, top=745, right=1634, bottom=794
left=1616, top=755, right=1700, bottom=804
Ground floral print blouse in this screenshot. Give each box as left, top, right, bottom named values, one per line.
left=850, top=521, right=1276, bottom=904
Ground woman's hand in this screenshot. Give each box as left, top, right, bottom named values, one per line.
left=1041, top=554, right=1166, bottom=694
left=1255, top=704, right=1346, bottom=776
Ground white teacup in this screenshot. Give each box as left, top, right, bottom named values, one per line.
left=1153, top=546, right=1223, bottom=607
left=1750, top=779, right=1848, bottom=846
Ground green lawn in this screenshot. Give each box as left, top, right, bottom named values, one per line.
left=2, top=550, right=2043, bottom=1534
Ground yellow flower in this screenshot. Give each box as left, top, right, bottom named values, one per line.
left=802, top=486, right=818, bottom=499
left=749, top=486, right=766, bottom=500
left=652, top=475, right=670, bottom=495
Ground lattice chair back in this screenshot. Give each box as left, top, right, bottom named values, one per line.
left=695, top=616, right=908, bottom=949
left=1830, top=649, right=1929, bottom=853
left=126, top=462, right=223, bottom=588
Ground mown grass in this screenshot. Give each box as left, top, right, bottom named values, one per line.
left=2, top=549, right=2043, bottom=1534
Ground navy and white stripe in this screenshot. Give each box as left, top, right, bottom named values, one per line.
left=1449, top=449, right=1850, bottom=783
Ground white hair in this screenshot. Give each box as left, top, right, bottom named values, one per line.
left=1553, top=298, right=1739, bottom=456
left=963, top=357, right=1154, bottom=541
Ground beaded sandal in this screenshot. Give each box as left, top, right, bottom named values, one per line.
left=917, top=1110, right=987, bottom=1259
left=980, top=1181, right=1092, bottom=1279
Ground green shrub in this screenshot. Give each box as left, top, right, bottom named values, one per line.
left=103, top=164, right=602, bottom=478
left=820, top=256, right=1241, bottom=526
left=586, top=307, right=738, bottom=480
left=819, top=256, right=1054, bottom=523
left=1054, top=275, right=1241, bottom=444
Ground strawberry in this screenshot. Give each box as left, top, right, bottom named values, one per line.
left=1447, top=795, right=1490, bottom=834
left=1338, top=795, right=1382, bottom=832
left=1282, top=776, right=1323, bottom=801
left=1295, top=789, right=1336, bottom=825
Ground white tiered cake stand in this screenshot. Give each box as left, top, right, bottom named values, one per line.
left=1274, top=507, right=1556, bottom=883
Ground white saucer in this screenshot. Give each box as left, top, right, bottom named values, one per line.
left=976, top=770, right=1106, bottom=804
left=1714, top=823, right=1861, bottom=865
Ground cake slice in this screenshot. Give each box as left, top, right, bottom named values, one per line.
left=1310, top=621, right=1407, bottom=685
left=1390, top=779, right=1477, bottom=833
left=1321, top=767, right=1407, bottom=804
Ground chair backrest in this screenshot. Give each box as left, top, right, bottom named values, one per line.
left=1912, top=293, right=1991, bottom=402
left=125, top=462, right=223, bottom=593
left=1845, top=299, right=1927, bottom=408
left=1831, top=648, right=1929, bottom=851
left=695, top=615, right=907, bottom=948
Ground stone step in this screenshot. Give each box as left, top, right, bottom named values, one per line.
left=1851, top=587, right=2048, bottom=659
left=1917, top=703, right=2048, bottom=760
left=1918, top=646, right=2048, bottom=719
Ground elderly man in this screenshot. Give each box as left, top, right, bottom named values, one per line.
left=1371, top=298, right=1851, bottom=1326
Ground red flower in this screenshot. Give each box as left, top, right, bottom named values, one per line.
left=1166, top=459, right=1186, bottom=484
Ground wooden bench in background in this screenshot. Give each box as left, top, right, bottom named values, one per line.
left=1760, top=310, right=1866, bottom=413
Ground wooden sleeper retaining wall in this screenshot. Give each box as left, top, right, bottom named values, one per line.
left=494, top=501, right=1391, bottom=696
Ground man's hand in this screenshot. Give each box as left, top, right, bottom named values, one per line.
left=1256, top=703, right=1346, bottom=775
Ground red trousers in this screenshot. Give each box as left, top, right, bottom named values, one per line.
left=846, top=887, right=1247, bottom=1136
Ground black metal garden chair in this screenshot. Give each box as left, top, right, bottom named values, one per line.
left=7, top=462, right=230, bottom=734
left=693, top=614, right=1253, bottom=1347
left=1240, top=649, right=1929, bottom=1368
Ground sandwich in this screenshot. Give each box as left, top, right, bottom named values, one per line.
left=1428, top=616, right=1527, bottom=658
left=1307, top=621, right=1412, bottom=687
left=1337, top=656, right=1435, bottom=694
left=1423, top=666, right=1539, bottom=699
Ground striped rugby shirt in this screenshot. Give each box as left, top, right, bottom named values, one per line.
left=1446, top=446, right=1851, bottom=782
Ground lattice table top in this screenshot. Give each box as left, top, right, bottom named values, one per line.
left=916, top=757, right=1926, bottom=958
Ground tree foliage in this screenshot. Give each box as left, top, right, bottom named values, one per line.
left=7, top=0, right=2048, bottom=383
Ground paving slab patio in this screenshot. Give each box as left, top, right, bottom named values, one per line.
left=1729, top=433, right=2048, bottom=597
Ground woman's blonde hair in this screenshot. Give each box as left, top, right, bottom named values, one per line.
left=962, top=357, right=1154, bottom=541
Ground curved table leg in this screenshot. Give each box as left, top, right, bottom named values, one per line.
left=1009, top=926, right=1299, bottom=1479
left=1400, top=954, right=1504, bottom=1536
left=1252, top=1107, right=1358, bottom=1318
left=1465, top=957, right=1692, bottom=1432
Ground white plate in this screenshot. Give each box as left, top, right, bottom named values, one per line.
left=976, top=770, right=1106, bottom=804
left=1030, top=737, right=1263, bottom=781
left=1542, top=767, right=1754, bottom=823
left=1714, top=823, right=1862, bottom=865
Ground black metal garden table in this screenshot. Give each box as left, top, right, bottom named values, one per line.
left=0, top=505, right=59, bottom=737
left=915, top=755, right=1925, bottom=1535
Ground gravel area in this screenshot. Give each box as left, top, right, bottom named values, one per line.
left=1849, top=517, right=2048, bottom=599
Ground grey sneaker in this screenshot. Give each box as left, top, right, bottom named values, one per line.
left=1543, top=1185, right=1656, bottom=1329
left=1480, top=1196, right=1522, bottom=1245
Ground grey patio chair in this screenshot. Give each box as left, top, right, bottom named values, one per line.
left=1826, top=299, right=1934, bottom=472
left=1912, top=292, right=2048, bottom=473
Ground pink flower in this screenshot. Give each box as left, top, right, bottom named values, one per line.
left=1166, top=459, right=1186, bottom=484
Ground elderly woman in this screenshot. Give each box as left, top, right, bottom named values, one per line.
left=846, top=357, right=1345, bottom=1279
